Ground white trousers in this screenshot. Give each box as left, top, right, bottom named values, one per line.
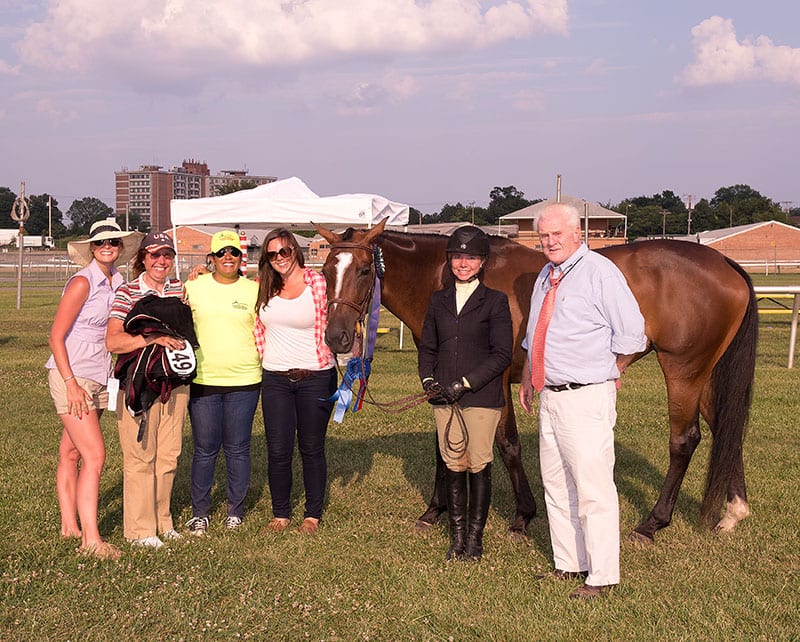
left=539, top=381, right=619, bottom=586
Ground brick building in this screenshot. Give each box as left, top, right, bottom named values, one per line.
left=674, top=220, right=800, bottom=272
left=115, top=160, right=276, bottom=232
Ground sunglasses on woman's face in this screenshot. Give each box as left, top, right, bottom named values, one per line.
left=266, top=246, right=293, bottom=262
left=91, top=238, right=122, bottom=247
left=147, top=249, right=175, bottom=260
left=213, top=246, right=242, bottom=258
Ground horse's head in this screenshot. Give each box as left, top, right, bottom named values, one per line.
left=315, top=218, right=388, bottom=354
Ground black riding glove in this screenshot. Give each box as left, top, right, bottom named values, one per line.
left=423, top=379, right=445, bottom=402
left=442, top=381, right=466, bottom=404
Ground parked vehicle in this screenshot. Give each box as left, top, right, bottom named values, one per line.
left=0, top=230, right=56, bottom=250
left=21, top=235, right=56, bottom=250
left=0, top=229, right=20, bottom=246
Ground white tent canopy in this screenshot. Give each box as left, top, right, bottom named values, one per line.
left=170, top=176, right=409, bottom=228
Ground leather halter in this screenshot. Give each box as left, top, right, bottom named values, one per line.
left=325, top=237, right=438, bottom=415
left=325, top=241, right=377, bottom=317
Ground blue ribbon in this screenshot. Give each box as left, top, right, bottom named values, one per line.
left=330, top=356, right=372, bottom=423
left=330, top=273, right=382, bottom=423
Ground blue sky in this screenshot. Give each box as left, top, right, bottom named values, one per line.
left=1, top=1, right=798, bottom=214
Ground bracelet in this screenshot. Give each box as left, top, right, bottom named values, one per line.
left=63, top=375, right=75, bottom=383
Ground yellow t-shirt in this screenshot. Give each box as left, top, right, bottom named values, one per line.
left=185, top=274, right=261, bottom=386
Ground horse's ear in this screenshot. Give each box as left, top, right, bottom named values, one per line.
left=363, top=217, right=388, bottom=244
left=313, top=222, right=341, bottom=244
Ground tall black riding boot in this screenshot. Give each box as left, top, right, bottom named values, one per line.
left=445, top=469, right=468, bottom=561
left=465, top=464, right=491, bottom=561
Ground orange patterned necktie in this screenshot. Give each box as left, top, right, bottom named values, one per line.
left=530, top=267, right=564, bottom=392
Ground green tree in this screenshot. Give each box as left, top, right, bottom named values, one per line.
left=0, top=187, right=18, bottom=228
left=687, top=199, right=721, bottom=232
left=25, top=194, right=67, bottom=237
left=425, top=202, right=490, bottom=225
left=216, top=180, right=259, bottom=196
left=67, top=197, right=114, bottom=235
left=486, top=186, right=536, bottom=224
left=709, top=184, right=783, bottom=227
left=115, top=210, right=146, bottom=232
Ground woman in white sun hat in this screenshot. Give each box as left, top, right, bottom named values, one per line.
left=46, top=219, right=141, bottom=560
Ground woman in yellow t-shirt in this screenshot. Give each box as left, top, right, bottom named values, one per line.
left=184, top=230, right=261, bottom=535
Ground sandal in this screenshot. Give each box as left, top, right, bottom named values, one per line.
left=263, top=518, right=290, bottom=533
left=299, top=518, right=319, bottom=535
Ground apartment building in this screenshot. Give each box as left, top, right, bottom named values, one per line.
left=115, top=159, right=276, bottom=231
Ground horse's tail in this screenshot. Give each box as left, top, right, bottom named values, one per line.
left=701, top=259, right=757, bottom=526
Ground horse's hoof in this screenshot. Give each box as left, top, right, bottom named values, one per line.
left=413, top=519, right=435, bottom=533
left=627, top=530, right=654, bottom=547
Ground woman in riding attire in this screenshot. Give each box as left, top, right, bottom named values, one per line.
left=418, top=226, right=513, bottom=561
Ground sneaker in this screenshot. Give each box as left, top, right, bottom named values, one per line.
left=129, top=536, right=164, bottom=549
left=161, top=529, right=182, bottom=541
left=186, top=516, right=210, bottom=537
left=225, top=516, right=242, bottom=531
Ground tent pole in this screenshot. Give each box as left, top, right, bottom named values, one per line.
left=172, top=223, right=181, bottom=280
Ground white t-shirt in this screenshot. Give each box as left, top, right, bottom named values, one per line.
left=258, top=287, right=321, bottom=370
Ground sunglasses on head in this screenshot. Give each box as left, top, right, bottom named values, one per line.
left=92, top=238, right=122, bottom=247
left=266, top=246, right=293, bottom=262
left=213, top=246, right=242, bottom=258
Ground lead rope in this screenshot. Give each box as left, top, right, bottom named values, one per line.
left=442, top=403, right=469, bottom=457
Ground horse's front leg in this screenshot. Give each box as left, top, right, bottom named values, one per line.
left=494, top=394, right=537, bottom=540
left=631, top=381, right=702, bottom=543
left=414, top=436, right=447, bottom=530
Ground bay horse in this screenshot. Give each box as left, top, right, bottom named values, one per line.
left=315, top=218, right=756, bottom=543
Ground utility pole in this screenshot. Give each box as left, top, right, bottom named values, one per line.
left=469, top=201, right=475, bottom=225
left=48, top=195, right=52, bottom=239
left=683, top=194, right=695, bottom=235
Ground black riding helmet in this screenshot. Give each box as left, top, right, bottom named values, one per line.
left=446, top=225, right=490, bottom=257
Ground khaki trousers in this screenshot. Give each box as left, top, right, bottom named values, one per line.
left=117, top=385, right=188, bottom=540
left=433, top=405, right=501, bottom=473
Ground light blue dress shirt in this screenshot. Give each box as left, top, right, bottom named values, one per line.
left=522, top=243, right=647, bottom=386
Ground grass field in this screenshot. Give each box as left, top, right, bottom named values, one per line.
left=1, top=281, right=799, bottom=641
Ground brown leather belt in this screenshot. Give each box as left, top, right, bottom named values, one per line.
left=267, top=368, right=311, bottom=382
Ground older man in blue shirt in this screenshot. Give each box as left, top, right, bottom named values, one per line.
left=519, top=202, right=647, bottom=600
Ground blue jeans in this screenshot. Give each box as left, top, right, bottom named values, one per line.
left=261, top=368, right=337, bottom=520
left=188, top=387, right=260, bottom=519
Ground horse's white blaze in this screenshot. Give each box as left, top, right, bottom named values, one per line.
left=331, top=252, right=353, bottom=303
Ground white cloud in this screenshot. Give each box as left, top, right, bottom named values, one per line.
left=336, top=74, right=418, bottom=116
left=0, top=59, right=20, bottom=75
left=16, top=0, right=568, bottom=82
left=35, top=97, right=78, bottom=124
left=681, top=16, right=800, bottom=86
left=510, top=88, right=544, bottom=112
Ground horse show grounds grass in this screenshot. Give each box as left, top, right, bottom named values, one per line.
left=1, top=277, right=798, bottom=641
